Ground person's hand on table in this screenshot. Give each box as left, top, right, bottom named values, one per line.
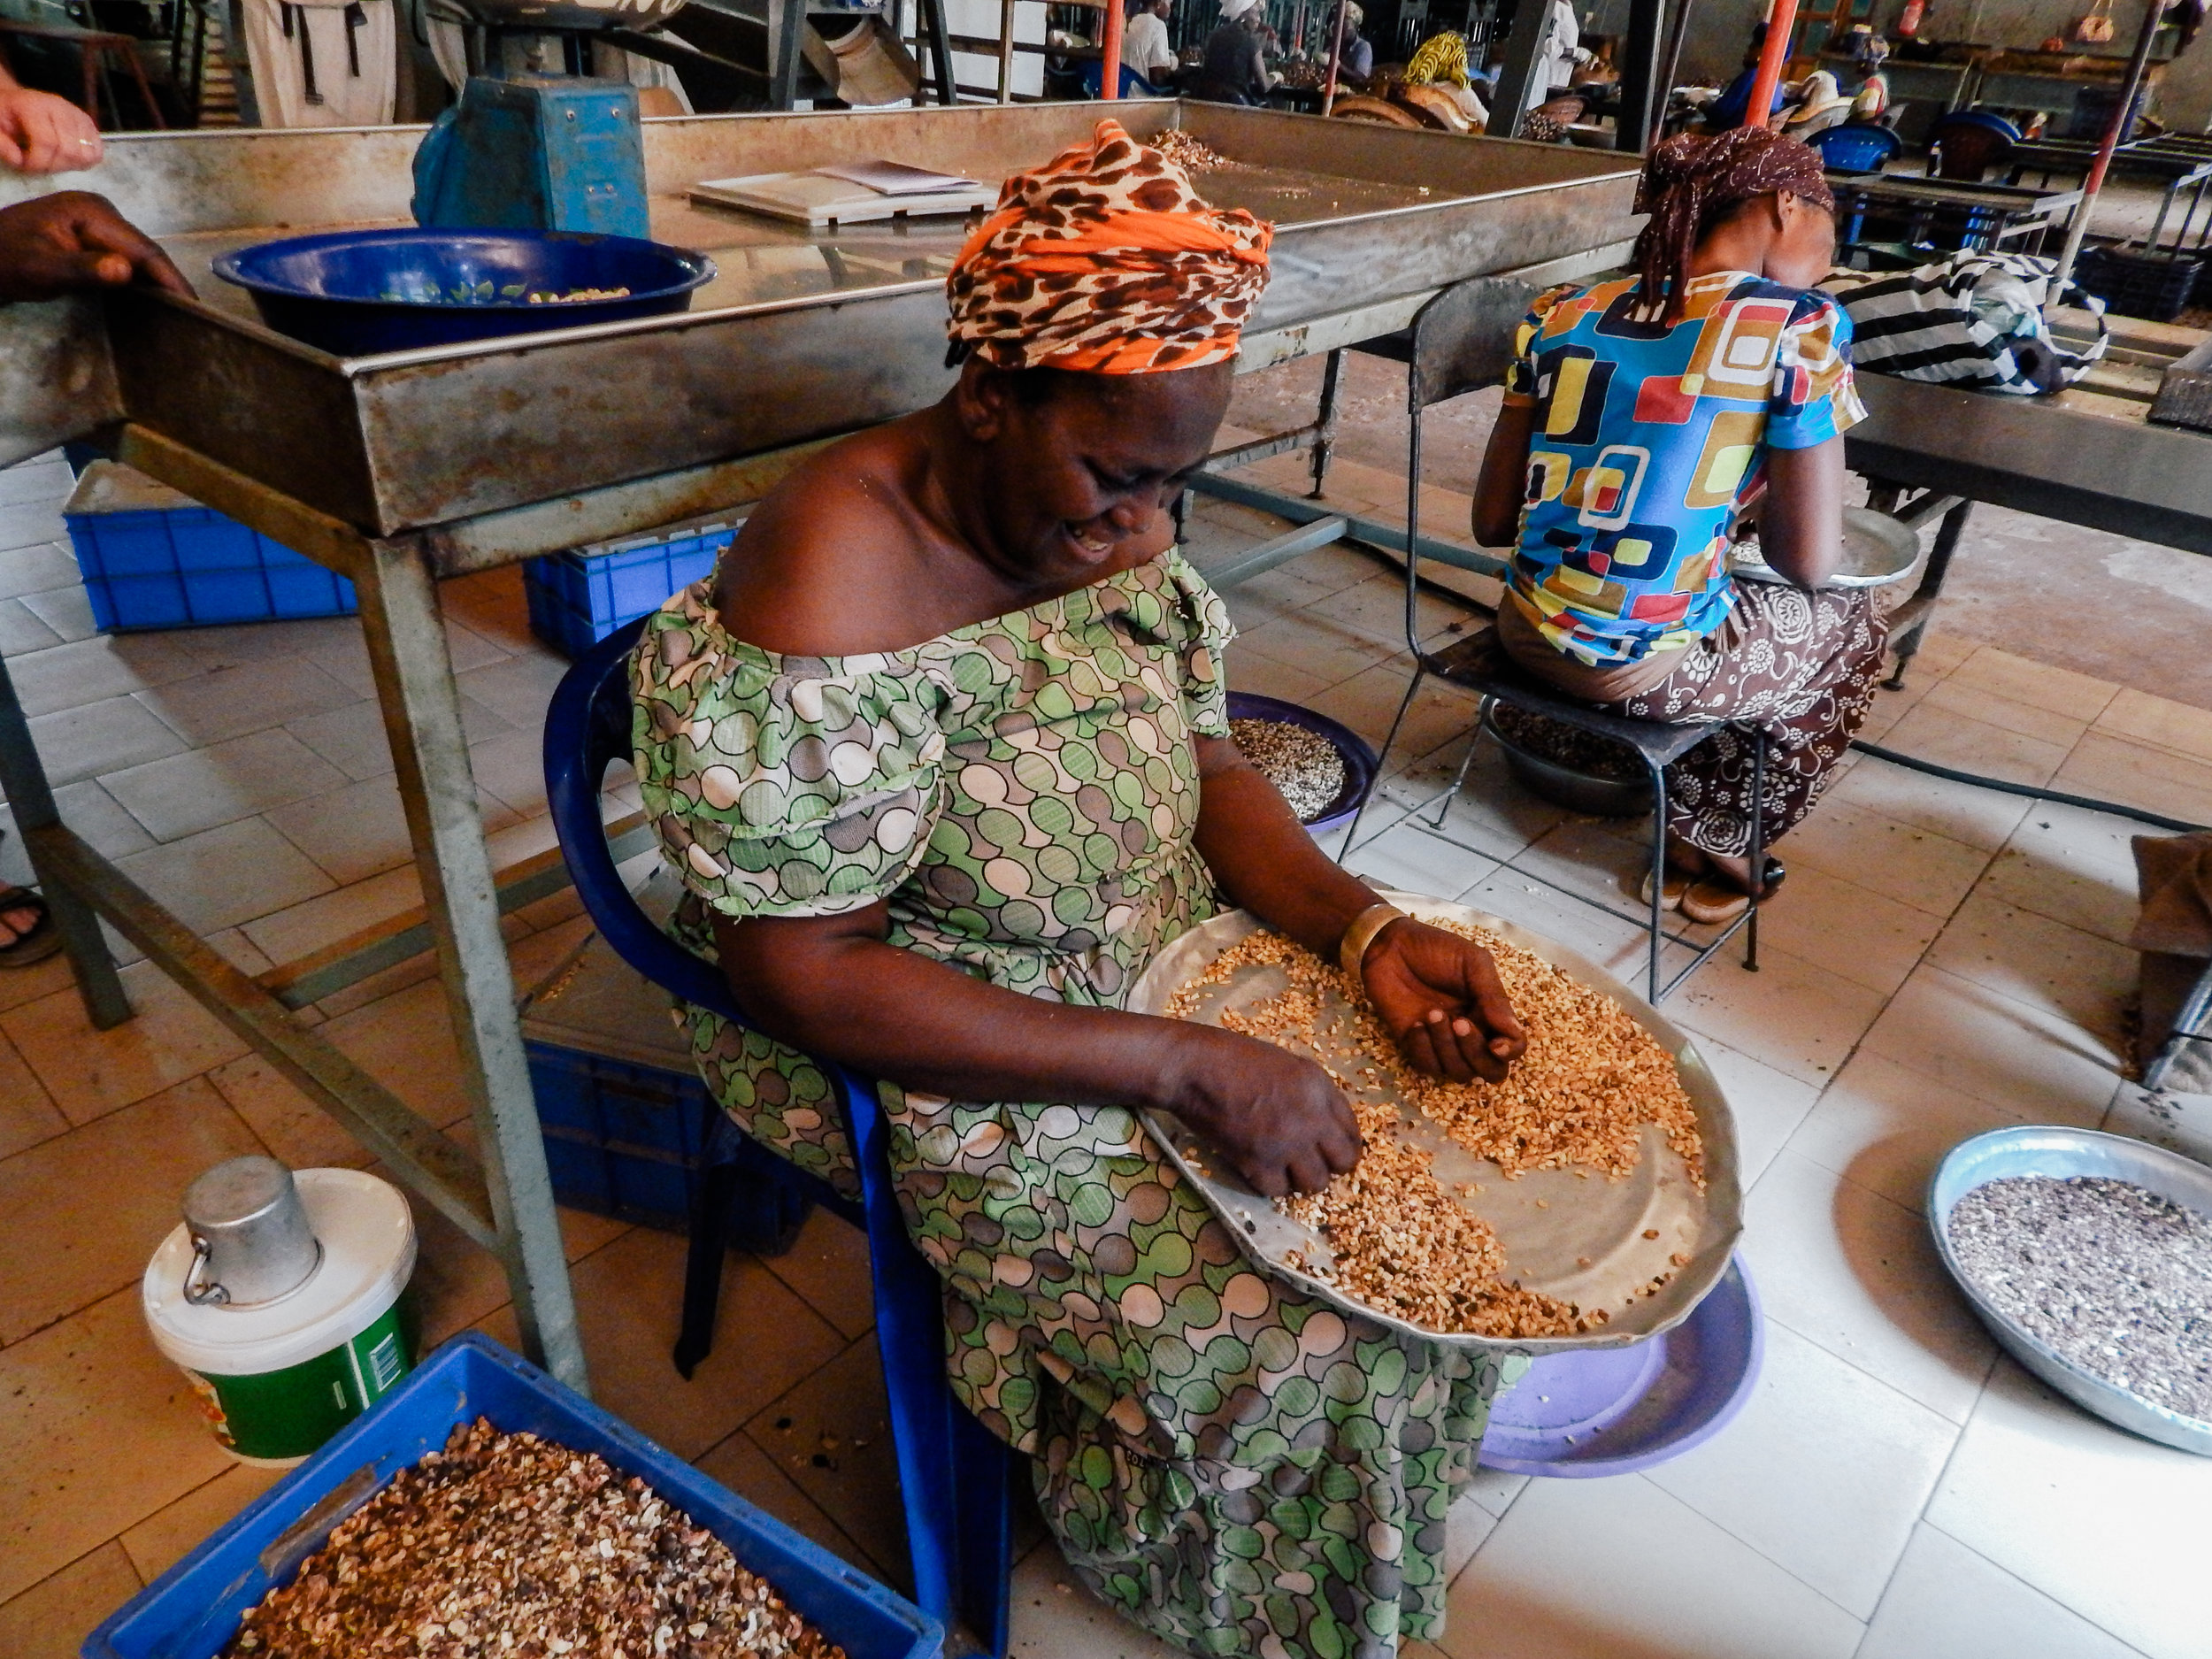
left=0, top=84, right=104, bottom=173
left=1156, top=1023, right=1363, bottom=1200
left=1362, top=918, right=1526, bottom=1084
left=0, top=191, right=192, bottom=303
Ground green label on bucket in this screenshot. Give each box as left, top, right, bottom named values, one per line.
left=189, top=1301, right=415, bottom=1463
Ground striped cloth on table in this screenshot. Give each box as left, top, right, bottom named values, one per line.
left=1823, top=250, right=2108, bottom=395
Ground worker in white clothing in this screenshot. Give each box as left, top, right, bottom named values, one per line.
left=1526, top=0, right=1594, bottom=111
left=1120, top=0, right=1179, bottom=88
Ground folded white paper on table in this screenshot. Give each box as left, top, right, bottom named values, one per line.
left=816, top=158, right=985, bottom=196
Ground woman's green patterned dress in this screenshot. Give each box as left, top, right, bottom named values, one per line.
left=632, top=549, right=1513, bottom=1658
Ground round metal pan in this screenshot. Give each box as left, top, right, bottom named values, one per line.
left=1930, top=1125, right=2212, bottom=1456
left=1731, top=505, right=1923, bottom=588
left=1125, top=892, right=1745, bottom=1355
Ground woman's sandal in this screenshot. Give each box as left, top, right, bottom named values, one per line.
left=1640, top=864, right=1694, bottom=913
left=1679, top=858, right=1789, bottom=927
left=0, top=886, right=60, bottom=969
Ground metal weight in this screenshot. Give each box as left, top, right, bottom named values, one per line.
left=180, top=1156, right=323, bottom=1308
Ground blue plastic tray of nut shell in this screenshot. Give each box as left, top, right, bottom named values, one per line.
left=82, top=1332, right=941, bottom=1659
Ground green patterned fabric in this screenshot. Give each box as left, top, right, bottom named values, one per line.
left=632, top=550, right=1511, bottom=1657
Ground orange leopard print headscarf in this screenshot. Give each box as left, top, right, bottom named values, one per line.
left=944, top=119, right=1274, bottom=375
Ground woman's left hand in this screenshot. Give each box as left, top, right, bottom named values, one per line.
left=1362, top=918, right=1526, bottom=1084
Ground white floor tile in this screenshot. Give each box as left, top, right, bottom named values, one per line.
left=1925, top=1358, right=2212, bottom=1659
left=1667, top=945, right=1888, bottom=1089
left=1007, top=1539, right=1185, bottom=1659
left=1437, top=1470, right=1863, bottom=1659
left=1387, top=739, right=1572, bottom=864
left=1857, top=966, right=2124, bottom=1127
left=1751, top=864, right=1943, bottom=999
left=1780, top=795, right=1993, bottom=919
left=1693, top=1037, right=1821, bottom=1190
left=1642, top=1320, right=1958, bottom=1619
left=1741, top=1150, right=1997, bottom=1423
left=1504, top=818, right=1649, bottom=920
left=1460, top=872, right=1650, bottom=987
left=1455, top=1464, right=1528, bottom=1522
left=1784, top=1048, right=2043, bottom=1212
left=1975, top=802, right=2143, bottom=948
left=1342, top=820, right=1500, bottom=901
left=1824, top=749, right=2032, bottom=854
left=1858, top=1524, right=2147, bottom=1659
left=1925, top=891, right=2137, bottom=1048
left=1443, top=1488, right=1498, bottom=1586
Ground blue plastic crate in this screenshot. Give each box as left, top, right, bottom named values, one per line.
left=63, top=462, right=357, bottom=632
left=84, top=1332, right=941, bottom=1659
left=525, top=511, right=740, bottom=657
left=521, top=930, right=810, bottom=1248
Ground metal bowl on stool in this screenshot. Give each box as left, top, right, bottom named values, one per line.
left=1731, top=506, right=1924, bottom=589
left=1480, top=701, right=1654, bottom=818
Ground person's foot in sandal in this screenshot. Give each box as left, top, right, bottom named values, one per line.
left=1664, top=840, right=1786, bottom=926
left=0, top=884, right=60, bottom=968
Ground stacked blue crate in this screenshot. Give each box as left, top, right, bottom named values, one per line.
left=63, top=462, right=357, bottom=631
left=523, top=511, right=741, bottom=657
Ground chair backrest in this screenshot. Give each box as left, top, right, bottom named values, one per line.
left=1930, top=111, right=2021, bottom=180
left=1809, top=121, right=1901, bottom=173
left=541, top=614, right=745, bottom=1024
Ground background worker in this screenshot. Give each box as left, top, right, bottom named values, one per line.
left=1120, top=0, right=1179, bottom=88
left=1471, top=128, right=1881, bottom=925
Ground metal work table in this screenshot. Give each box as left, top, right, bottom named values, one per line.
left=1825, top=171, right=2085, bottom=256
left=0, top=101, right=1638, bottom=1388
left=2008, top=139, right=2212, bottom=256
left=1844, top=326, right=2212, bottom=1089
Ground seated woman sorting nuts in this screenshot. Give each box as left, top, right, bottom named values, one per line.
left=634, top=122, right=1528, bottom=1658
left=1471, top=127, right=1887, bottom=924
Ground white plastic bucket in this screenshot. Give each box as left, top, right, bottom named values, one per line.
left=143, top=1168, right=417, bottom=1465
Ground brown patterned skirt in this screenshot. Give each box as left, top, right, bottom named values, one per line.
left=1594, top=583, right=1889, bottom=860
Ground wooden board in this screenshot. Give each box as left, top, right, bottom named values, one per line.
left=687, top=171, right=994, bottom=228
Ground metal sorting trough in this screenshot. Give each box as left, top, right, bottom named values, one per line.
left=0, top=103, right=1640, bottom=1393
left=0, top=102, right=1639, bottom=538
left=1126, top=895, right=1743, bottom=1355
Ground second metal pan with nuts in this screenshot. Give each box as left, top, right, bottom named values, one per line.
left=1125, top=893, right=1746, bottom=1355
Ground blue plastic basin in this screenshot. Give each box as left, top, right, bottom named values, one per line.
left=1226, top=691, right=1379, bottom=835
left=214, top=228, right=715, bottom=357
left=83, top=1332, right=940, bottom=1659
left=1478, top=1254, right=1764, bottom=1477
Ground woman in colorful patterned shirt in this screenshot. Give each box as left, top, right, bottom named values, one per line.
left=1472, top=127, right=1888, bottom=924
left=634, top=120, right=1532, bottom=1658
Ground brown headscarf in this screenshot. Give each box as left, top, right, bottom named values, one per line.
left=944, top=119, right=1273, bottom=375
left=1631, top=127, right=1836, bottom=324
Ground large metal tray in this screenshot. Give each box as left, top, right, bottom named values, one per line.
left=1125, top=893, right=1744, bottom=1354
left=0, top=101, right=1638, bottom=536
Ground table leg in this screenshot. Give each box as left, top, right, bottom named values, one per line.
left=0, top=646, right=130, bottom=1029
left=355, top=539, right=588, bottom=1393
left=1882, top=497, right=1972, bottom=690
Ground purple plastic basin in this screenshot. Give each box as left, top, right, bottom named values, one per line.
left=1479, top=1254, right=1763, bottom=1477
left=1226, top=691, right=1379, bottom=835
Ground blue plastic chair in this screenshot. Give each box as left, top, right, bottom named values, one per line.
left=1809, top=121, right=1901, bottom=175
left=1078, top=61, right=1160, bottom=97
left=544, top=615, right=1015, bottom=1659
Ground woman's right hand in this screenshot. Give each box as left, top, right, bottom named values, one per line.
left=1155, top=1025, right=1363, bottom=1198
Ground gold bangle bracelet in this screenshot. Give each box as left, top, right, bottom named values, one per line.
left=1337, top=901, right=1409, bottom=982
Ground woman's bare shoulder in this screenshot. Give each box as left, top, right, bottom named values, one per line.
left=713, top=424, right=933, bottom=656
